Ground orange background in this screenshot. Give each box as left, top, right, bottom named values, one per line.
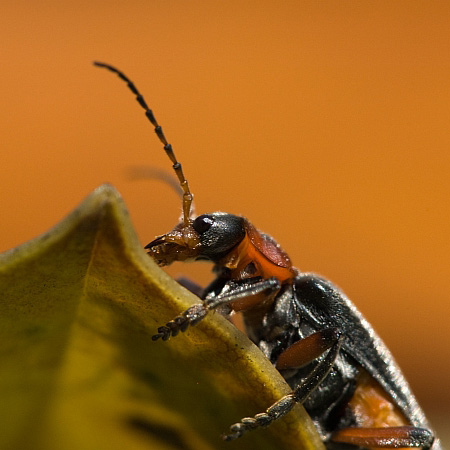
left=2, top=0, right=449, bottom=437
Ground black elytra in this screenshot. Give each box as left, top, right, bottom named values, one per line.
left=94, top=62, right=440, bottom=450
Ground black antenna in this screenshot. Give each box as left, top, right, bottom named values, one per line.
left=93, top=61, right=194, bottom=226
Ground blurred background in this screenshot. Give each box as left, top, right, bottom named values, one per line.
left=2, top=0, right=449, bottom=443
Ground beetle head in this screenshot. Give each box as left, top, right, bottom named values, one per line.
left=145, top=213, right=246, bottom=266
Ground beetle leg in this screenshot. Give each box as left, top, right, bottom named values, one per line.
left=222, top=331, right=343, bottom=441
left=275, top=328, right=341, bottom=370
left=331, top=425, right=434, bottom=449
left=152, top=277, right=280, bottom=341
left=204, top=277, right=280, bottom=309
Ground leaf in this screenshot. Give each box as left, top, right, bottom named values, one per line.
left=0, top=184, right=324, bottom=450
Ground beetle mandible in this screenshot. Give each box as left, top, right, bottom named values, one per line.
left=94, top=61, right=440, bottom=450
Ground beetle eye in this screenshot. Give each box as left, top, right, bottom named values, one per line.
left=193, top=214, right=215, bottom=234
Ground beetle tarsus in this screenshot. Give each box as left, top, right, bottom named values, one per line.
left=151, top=303, right=208, bottom=341
left=222, top=393, right=299, bottom=440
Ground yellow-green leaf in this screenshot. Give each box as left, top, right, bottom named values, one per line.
left=0, top=184, right=323, bottom=450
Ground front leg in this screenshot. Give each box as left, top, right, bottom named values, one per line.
left=152, top=277, right=280, bottom=341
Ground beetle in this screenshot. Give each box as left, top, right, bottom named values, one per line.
left=94, top=61, right=440, bottom=449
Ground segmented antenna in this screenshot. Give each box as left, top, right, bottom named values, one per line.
left=93, top=61, right=194, bottom=226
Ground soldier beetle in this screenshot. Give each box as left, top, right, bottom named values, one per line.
left=94, top=62, right=439, bottom=449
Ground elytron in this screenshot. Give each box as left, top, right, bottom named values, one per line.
left=94, top=61, right=439, bottom=449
